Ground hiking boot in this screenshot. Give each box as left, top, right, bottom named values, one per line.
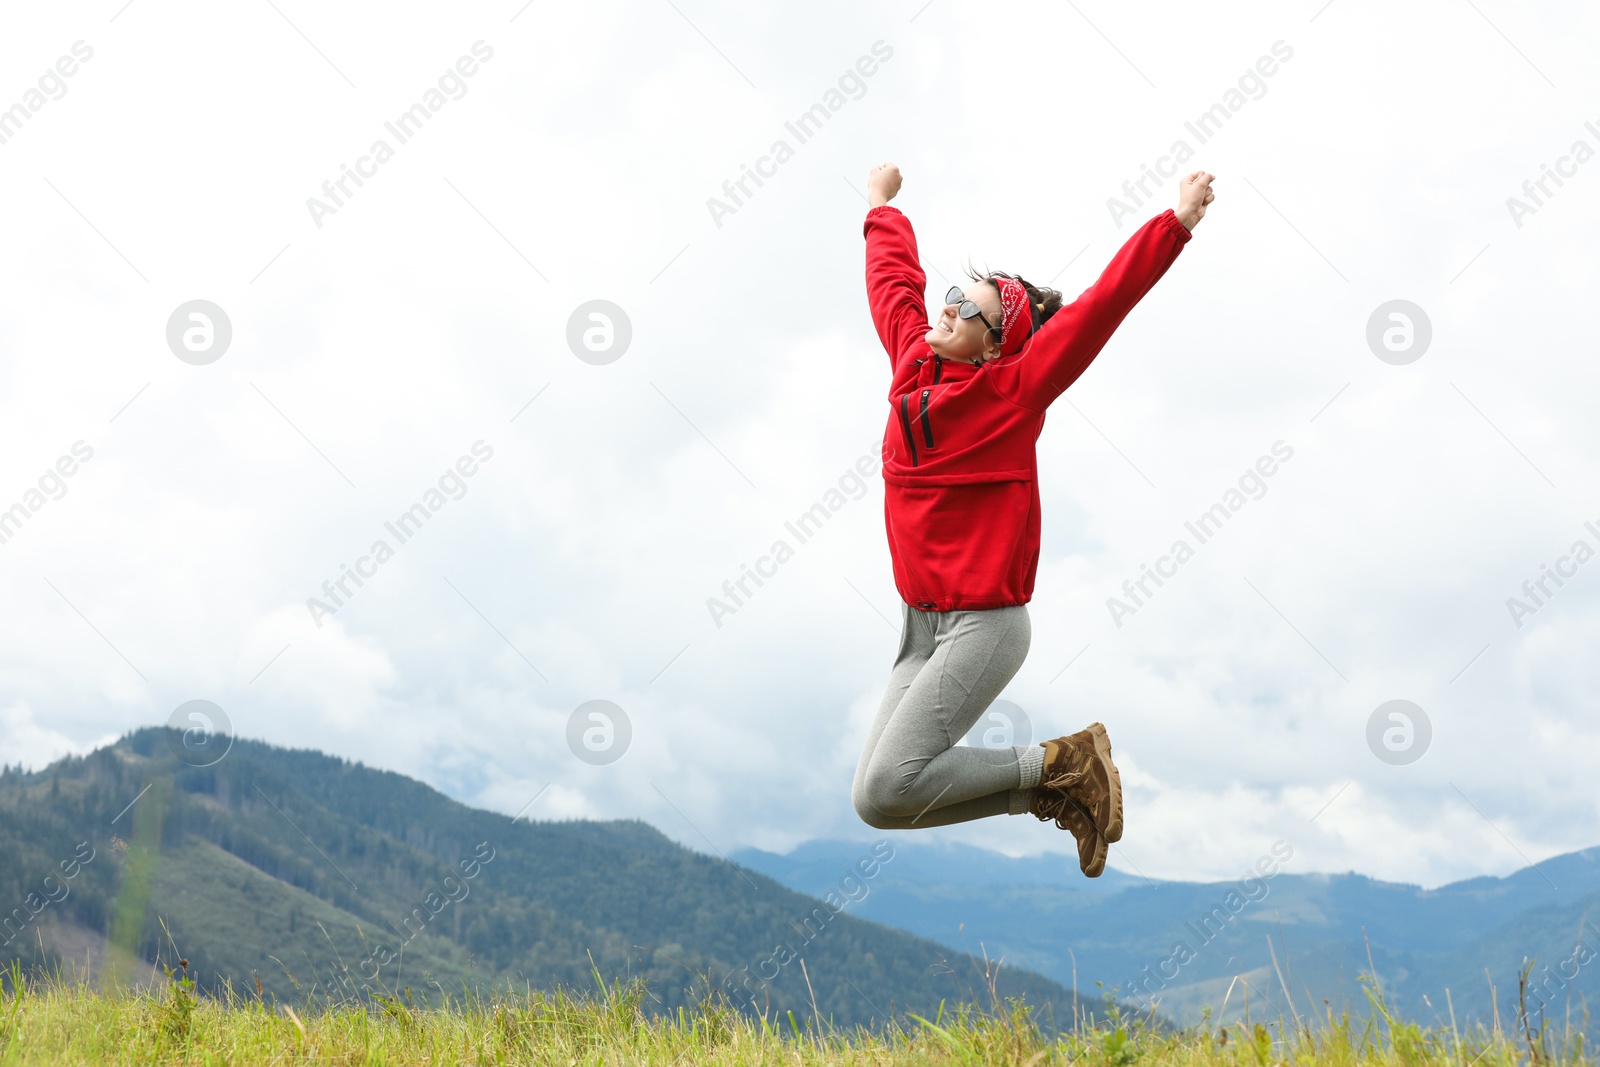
left=1041, top=722, right=1123, bottom=844
left=1029, top=785, right=1109, bottom=877
left=1043, top=723, right=1120, bottom=844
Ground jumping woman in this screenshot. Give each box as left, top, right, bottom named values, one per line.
left=851, top=162, right=1215, bottom=877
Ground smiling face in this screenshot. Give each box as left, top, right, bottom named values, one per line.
left=925, top=282, right=1002, bottom=363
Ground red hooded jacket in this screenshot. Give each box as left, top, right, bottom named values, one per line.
left=864, top=204, right=1192, bottom=612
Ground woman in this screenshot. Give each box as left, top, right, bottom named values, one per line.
left=851, top=161, right=1214, bottom=877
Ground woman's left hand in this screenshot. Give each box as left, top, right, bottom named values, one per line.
left=1175, top=171, right=1216, bottom=231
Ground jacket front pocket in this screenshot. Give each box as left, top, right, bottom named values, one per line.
left=897, top=392, right=919, bottom=467
left=919, top=388, right=934, bottom=449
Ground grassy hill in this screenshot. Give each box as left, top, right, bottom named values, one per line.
left=0, top=977, right=1575, bottom=1066
left=0, top=730, right=1112, bottom=1031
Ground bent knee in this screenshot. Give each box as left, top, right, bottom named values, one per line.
left=858, top=762, right=920, bottom=819
left=852, top=762, right=909, bottom=826
left=852, top=785, right=913, bottom=829
left=852, top=795, right=899, bottom=829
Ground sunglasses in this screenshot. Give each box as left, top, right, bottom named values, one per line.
left=944, top=286, right=1000, bottom=339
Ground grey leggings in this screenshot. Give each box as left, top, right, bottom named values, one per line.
left=852, top=601, right=1037, bottom=829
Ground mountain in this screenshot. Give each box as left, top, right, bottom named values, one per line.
left=733, top=838, right=1600, bottom=1033
left=0, top=730, right=1111, bottom=1031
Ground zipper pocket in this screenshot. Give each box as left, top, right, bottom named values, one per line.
left=897, top=393, right=919, bottom=467
left=919, top=388, right=934, bottom=448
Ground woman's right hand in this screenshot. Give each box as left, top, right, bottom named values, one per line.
left=867, top=162, right=902, bottom=208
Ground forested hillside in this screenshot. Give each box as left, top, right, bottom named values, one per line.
left=0, top=730, right=1106, bottom=1031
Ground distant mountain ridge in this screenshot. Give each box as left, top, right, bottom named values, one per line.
left=0, top=730, right=1109, bottom=1031
left=10, top=731, right=1586, bottom=1035
left=733, top=838, right=1600, bottom=1031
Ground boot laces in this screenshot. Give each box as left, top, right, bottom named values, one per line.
left=1042, top=742, right=1091, bottom=792
left=1034, top=742, right=1105, bottom=840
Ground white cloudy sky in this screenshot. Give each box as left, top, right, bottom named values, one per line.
left=2, top=0, right=1597, bottom=890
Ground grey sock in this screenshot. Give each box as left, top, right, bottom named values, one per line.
left=1015, top=743, right=1045, bottom=789
left=1008, top=787, right=1036, bottom=816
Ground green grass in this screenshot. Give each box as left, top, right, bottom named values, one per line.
left=0, top=958, right=1590, bottom=1066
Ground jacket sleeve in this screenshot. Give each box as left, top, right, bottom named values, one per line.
left=863, top=205, right=928, bottom=370
left=999, top=208, right=1191, bottom=411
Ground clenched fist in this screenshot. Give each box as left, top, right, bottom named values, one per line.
left=1175, top=170, right=1216, bottom=231
left=867, top=162, right=902, bottom=209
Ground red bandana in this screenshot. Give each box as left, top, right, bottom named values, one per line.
left=992, top=276, right=1033, bottom=356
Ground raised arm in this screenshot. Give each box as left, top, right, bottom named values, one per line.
left=862, top=163, right=928, bottom=370
left=999, top=171, right=1215, bottom=411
